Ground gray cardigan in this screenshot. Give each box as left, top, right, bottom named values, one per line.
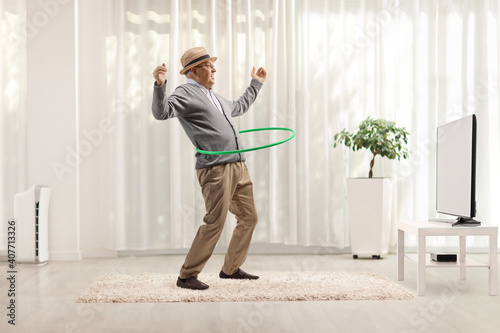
left=152, top=79, right=263, bottom=169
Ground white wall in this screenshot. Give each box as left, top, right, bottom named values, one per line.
left=26, top=0, right=81, bottom=260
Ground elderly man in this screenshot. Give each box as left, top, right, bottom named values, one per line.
left=152, top=46, right=267, bottom=290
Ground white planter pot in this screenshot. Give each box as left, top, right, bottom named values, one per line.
left=347, top=178, right=392, bottom=259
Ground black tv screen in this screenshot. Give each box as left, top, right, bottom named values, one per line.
left=436, top=115, right=478, bottom=225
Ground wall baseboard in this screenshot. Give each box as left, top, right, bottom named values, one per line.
left=118, top=243, right=352, bottom=257
left=49, top=250, right=82, bottom=261
left=82, top=249, right=118, bottom=259
left=1, top=245, right=493, bottom=262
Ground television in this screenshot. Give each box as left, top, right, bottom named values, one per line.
left=434, top=114, right=480, bottom=227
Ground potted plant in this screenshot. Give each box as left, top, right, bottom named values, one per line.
left=333, top=117, right=410, bottom=259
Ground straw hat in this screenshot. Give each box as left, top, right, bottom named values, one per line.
left=179, top=46, right=217, bottom=75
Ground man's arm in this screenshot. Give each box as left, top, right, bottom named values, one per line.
left=151, top=64, right=190, bottom=120
left=152, top=83, right=191, bottom=120
left=230, top=67, right=267, bottom=117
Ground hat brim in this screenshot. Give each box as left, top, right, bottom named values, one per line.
left=179, top=57, right=217, bottom=75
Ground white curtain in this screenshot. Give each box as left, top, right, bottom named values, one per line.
left=0, top=1, right=26, bottom=253
left=87, top=0, right=500, bottom=252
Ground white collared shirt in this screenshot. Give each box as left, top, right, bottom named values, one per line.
left=187, top=78, right=223, bottom=114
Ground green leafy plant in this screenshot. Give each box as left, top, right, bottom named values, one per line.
left=333, top=117, right=410, bottom=178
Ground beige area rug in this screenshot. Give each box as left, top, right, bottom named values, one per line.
left=77, top=272, right=414, bottom=303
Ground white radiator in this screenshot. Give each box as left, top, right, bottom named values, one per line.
left=14, top=185, right=51, bottom=264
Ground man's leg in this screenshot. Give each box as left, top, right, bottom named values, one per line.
left=222, top=162, right=258, bottom=275
left=179, top=164, right=236, bottom=279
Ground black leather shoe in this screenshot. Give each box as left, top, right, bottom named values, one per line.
left=176, top=277, right=209, bottom=290
left=219, top=268, right=259, bottom=280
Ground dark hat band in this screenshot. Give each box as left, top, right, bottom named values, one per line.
left=184, top=54, right=211, bottom=68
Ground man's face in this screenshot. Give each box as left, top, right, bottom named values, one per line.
left=193, top=61, right=216, bottom=89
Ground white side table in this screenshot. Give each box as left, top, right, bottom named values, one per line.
left=397, top=220, right=498, bottom=296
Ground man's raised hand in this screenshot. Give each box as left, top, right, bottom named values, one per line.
left=153, top=63, right=167, bottom=86
left=251, top=66, right=267, bottom=83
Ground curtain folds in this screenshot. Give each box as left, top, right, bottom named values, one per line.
left=98, top=0, right=500, bottom=252
left=0, top=1, right=26, bottom=253
left=2, top=0, right=499, bottom=255
left=99, top=0, right=500, bottom=250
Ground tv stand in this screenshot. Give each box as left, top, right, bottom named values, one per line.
left=397, top=220, right=497, bottom=296
left=452, top=217, right=481, bottom=227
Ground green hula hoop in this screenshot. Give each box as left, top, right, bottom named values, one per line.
left=196, top=127, right=296, bottom=155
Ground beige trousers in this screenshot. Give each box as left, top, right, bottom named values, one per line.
left=179, top=161, right=258, bottom=279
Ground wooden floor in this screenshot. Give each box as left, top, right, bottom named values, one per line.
left=1, top=253, right=500, bottom=333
